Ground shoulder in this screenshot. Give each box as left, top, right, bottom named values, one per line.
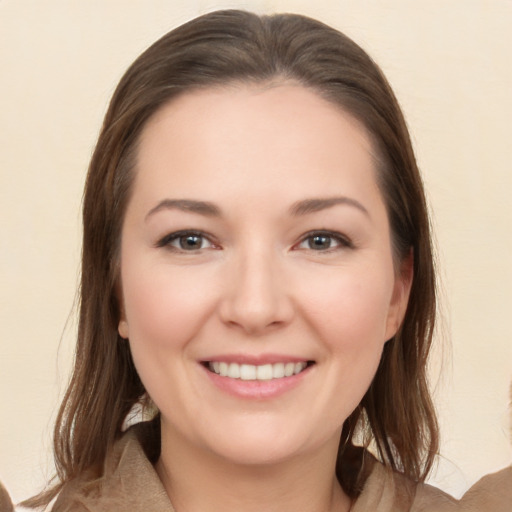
left=354, top=462, right=512, bottom=512
left=412, top=466, right=512, bottom=511
left=52, top=423, right=173, bottom=512
left=452, top=466, right=512, bottom=512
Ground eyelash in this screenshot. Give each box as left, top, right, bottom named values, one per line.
left=156, top=230, right=218, bottom=251
left=156, top=230, right=354, bottom=253
left=294, top=230, right=354, bottom=252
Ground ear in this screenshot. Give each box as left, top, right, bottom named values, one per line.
left=118, top=317, right=129, bottom=339
left=116, top=280, right=130, bottom=339
left=385, top=249, right=414, bottom=341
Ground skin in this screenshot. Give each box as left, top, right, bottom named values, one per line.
left=118, top=83, right=412, bottom=512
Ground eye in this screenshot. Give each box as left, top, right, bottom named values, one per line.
left=295, top=231, right=353, bottom=251
left=157, top=230, right=217, bottom=251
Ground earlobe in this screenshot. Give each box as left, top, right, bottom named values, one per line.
left=385, top=249, right=414, bottom=341
left=116, top=278, right=129, bottom=339
left=118, top=319, right=129, bottom=339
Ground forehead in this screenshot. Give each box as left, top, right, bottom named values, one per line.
left=134, top=84, right=380, bottom=202
left=142, top=82, right=374, bottom=154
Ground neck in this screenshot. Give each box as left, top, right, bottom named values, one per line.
left=155, top=424, right=351, bottom=512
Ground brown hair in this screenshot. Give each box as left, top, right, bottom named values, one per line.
left=27, top=9, right=438, bottom=506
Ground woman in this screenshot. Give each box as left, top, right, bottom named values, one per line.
left=19, top=9, right=510, bottom=512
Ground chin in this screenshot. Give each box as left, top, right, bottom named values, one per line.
left=196, top=417, right=336, bottom=467
left=208, top=437, right=305, bottom=467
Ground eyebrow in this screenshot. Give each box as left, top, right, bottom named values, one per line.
left=145, top=199, right=221, bottom=221
left=145, top=196, right=369, bottom=221
left=289, top=197, right=370, bottom=217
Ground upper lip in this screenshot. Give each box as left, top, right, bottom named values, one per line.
left=200, top=354, right=313, bottom=365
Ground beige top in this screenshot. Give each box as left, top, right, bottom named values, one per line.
left=7, top=425, right=511, bottom=512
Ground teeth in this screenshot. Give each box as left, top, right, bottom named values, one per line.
left=240, top=364, right=257, bottom=380
left=228, top=363, right=240, bottom=379
left=273, top=363, right=285, bottom=379
left=284, top=362, right=295, bottom=377
left=219, top=362, right=228, bottom=377
left=256, top=364, right=273, bottom=380
left=208, top=361, right=308, bottom=380
left=294, top=362, right=304, bottom=375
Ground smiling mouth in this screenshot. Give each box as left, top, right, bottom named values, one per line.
left=204, top=361, right=314, bottom=381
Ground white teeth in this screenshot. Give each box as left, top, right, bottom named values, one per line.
left=256, top=364, right=273, bottom=380
left=294, top=362, right=306, bottom=375
left=273, top=362, right=285, bottom=378
left=208, top=361, right=310, bottom=380
left=284, top=362, right=295, bottom=377
left=240, top=364, right=257, bottom=380
left=228, top=363, right=240, bottom=379
left=219, top=362, right=229, bottom=377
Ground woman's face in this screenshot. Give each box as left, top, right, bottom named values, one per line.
left=118, top=84, right=411, bottom=466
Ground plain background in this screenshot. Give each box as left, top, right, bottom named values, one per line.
left=1, top=0, right=511, bottom=505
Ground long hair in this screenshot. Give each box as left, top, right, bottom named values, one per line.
left=27, top=9, right=438, bottom=506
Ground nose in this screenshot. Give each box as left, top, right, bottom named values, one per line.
left=218, top=246, right=294, bottom=335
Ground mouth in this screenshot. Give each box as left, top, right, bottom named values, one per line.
left=203, top=361, right=315, bottom=381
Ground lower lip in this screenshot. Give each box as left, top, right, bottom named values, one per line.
left=202, top=365, right=311, bottom=399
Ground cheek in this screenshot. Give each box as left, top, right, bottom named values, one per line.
left=120, top=260, right=223, bottom=413
left=298, top=262, right=395, bottom=347
left=287, top=263, right=395, bottom=433
left=120, top=259, right=220, bottom=355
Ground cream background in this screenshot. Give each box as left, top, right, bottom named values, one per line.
left=0, top=0, right=511, bottom=505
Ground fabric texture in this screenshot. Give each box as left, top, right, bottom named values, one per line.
left=40, top=423, right=512, bottom=511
